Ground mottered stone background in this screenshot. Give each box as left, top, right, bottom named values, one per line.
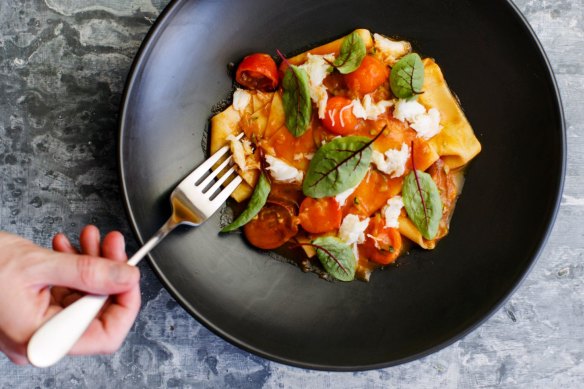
left=0, top=0, right=582, bottom=387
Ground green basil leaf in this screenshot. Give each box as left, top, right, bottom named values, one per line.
left=389, top=53, right=424, bottom=99
left=333, top=31, right=366, bottom=74
left=303, top=136, right=373, bottom=198
left=221, top=172, right=271, bottom=232
left=402, top=170, right=443, bottom=240
left=312, top=236, right=356, bottom=282
left=282, top=65, right=312, bottom=137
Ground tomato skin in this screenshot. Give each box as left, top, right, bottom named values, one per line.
left=361, top=216, right=402, bottom=265
left=344, top=55, right=389, bottom=95
left=298, top=197, right=342, bottom=234
left=244, top=202, right=298, bottom=249
left=235, top=53, right=279, bottom=91
left=321, top=96, right=359, bottom=135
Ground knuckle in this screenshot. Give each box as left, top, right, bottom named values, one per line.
left=76, top=256, right=100, bottom=288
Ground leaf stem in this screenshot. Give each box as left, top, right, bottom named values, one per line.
left=276, top=49, right=291, bottom=67
left=410, top=140, right=429, bottom=227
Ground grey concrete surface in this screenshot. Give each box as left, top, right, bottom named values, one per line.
left=0, top=0, right=582, bottom=387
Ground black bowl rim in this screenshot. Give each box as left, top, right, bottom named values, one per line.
left=117, top=0, right=566, bottom=371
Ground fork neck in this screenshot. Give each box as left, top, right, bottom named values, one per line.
left=127, top=218, right=179, bottom=266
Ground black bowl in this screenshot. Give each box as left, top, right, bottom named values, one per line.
left=118, top=0, right=564, bottom=370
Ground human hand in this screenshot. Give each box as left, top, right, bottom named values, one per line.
left=0, top=225, right=140, bottom=365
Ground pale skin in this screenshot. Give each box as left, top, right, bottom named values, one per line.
left=0, top=225, right=140, bottom=365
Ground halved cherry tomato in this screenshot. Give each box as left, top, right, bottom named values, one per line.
left=236, top=53, right=279, bottom=91
left=298, top=197, right=342, bottom=234
left=361, top=216, right=402, bottom=265
left=344, top=55, right=389, bottom=95
left=244, top=202, right=298, bottom=249
left=427, top=159, right=458, bottom=240
left=321, top=96, right=359, bottom=135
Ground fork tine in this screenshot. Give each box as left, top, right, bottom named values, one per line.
left=212, top=174, right=243, bottom=206
left=206, top=166, right=238, bottom=196
left=185, top=133, right=244, bottom=184
left=187, top=144, right=230, bottom=181
left=193, top=146, right=229, bottom=173
left=197, top=155, right=233, bottom=189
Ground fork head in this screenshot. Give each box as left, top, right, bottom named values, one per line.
left=169, top=139, right=243, bottom=226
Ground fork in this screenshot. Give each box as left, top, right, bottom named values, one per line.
left=27, top=135, right=243, bottom=367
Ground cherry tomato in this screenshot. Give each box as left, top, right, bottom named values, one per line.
left=321, top=96, right=359, bottom=135
left=235, top=53, right=279, bottom=91
left=427, top=159, right=457, bottom=240
left=244, top=202, right=298, bottom=249
left=344, top=55, right=389, bottom=95
left=361, top=216, right=402, bottom=265
left=298, top=197, right=342, bottom=234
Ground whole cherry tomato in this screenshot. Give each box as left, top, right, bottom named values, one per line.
left=321, top=96, right=359, bottom=135
left=298, top=197, right=342, bottom=234
left=344, top=55, right=389, bottom=95
left=361, top=216, right=402, bottom=265
left=235, top=53, right=279, bottom=91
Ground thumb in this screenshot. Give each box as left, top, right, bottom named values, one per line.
left=42, top=253, right=139, bottom=295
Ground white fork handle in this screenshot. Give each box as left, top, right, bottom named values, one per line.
left=27, top=219, right=177, bottom=367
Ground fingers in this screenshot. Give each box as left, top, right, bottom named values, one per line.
left=70, top=283, right=141, bottom=355
left=44, top=225, right=141, bottom=356
left=80, top=225, right=101, bottom=257
left=5, top=350, right=28, bottom=365
left=54, top=225, right=103, bottom=257
left=47, top=226, right=137, bottom=295
left=41, top=253, right=139, bottom=295
left=52, top=234, right=79, bottom=254
left=101, top=232, right=127, bottom=262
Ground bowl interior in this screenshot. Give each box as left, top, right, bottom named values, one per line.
left=119, top=0, right=564, bottom=370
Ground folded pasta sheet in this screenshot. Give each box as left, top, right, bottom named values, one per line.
left=207, top=28, right=481, bottom=281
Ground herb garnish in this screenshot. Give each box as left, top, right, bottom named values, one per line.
left=402, top=141, right=443, bottom=239
left=332, top=31, right=366, bottom=74
left=303, top=130, right=383, bottom=198
left=221, top=171, right=271, bottom=232
left=295, top=237, right=356, bottom=281
left=390, top=53, right=424, bottom=99
left=277, top=49, right=312, bottom=137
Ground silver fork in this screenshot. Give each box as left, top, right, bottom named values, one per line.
left=27, top=135, right=243, bottom=367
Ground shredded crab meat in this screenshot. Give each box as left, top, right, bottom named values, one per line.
left=371, top=143, right=410, bottom=178
left=383, top=196, right=404, bottom=228
left=352, top=95, right=393, bottom=120
left=339, top=214, right=370, bottom=246
left=339, top=102, right=353, bottom=128
left=226, top=134, right=248, bottom=171
left=299, top=53, right=335, bottom=119
left=265, top=154, right=303, bottom=183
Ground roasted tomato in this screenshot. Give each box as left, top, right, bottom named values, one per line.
left=244, top=202, right=298, bottom=249
left=361, top=216, right=402, bottom=265
left=235, top=53, right=279, bottom=91
left=428, top=159, right=458, bottom=240
left=321, top=96, right=359, bottom=135
left=344, top=55, right=389, bottom=95
left=298, top=197, right=342, bottom=234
